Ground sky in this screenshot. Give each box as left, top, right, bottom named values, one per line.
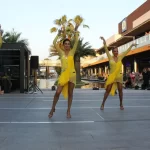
left=0, top=0, right=146, bottom=60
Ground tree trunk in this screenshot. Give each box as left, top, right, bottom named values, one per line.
left=74, top=55, right=81, bottom=83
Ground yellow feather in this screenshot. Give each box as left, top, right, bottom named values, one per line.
left=50, top=27, right=57, bottom=33
left=61, top=15, right=67, bottom=24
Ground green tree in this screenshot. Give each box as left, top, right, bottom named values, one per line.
left=74, top=38, right=96, bottom=82
left=49, top=44, right=59, bottom=57
left=2, top=29, right=29, bottom=46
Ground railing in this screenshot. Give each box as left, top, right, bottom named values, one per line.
left=118, top=34, right=150, bottom=53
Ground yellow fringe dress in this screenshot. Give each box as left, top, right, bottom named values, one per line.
left=104, top=44, right=133, bottom=96
left=53, top=33, right=79, bottom=99
left=0, top=33, right=2, bottom=48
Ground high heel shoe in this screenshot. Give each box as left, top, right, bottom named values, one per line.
left=66, top=110, right=71, bottom=118
left=100, top=104, right=104, bottom=110
left=120, top=105, right=124, bottom=110
left=48, top=108, right=55, bottom=118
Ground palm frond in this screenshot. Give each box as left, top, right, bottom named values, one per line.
left=49, top=44, right=59, bottom=57
left=83, top=24, right=89, bottom=28
left=49, top=52, right=59, bottom=57
left=68, top=19, right=73, bottom=23
left=18, top=39, right=29, bottom=46
left=74, top=38, right=96, bottom=58
left=2, top=29, right=29, bottom=46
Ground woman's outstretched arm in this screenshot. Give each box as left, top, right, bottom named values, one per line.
left=100, top=36, right=112, bottom=60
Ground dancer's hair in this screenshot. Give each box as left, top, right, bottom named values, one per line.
left=112, top=47, right=118, bottom=52
left=63, top=38, right=71, bottom=45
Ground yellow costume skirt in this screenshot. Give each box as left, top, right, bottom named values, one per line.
left=105, top=61, right=122, bottom=96
left=0, top=36, right=2, bottom=48
left=57, top=56, right=76, bottom=99
left=58, top=70, right=76, bottom=99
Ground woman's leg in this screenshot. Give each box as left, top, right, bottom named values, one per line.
left=100, top=83, right=113, bottom=110
left=0, top=90, right=4, bottom=94
left=117, top=82, right=124, bottom=110
left=48, top=85, right=63, bottom=118
left=67, top=81, right=75, bottom=118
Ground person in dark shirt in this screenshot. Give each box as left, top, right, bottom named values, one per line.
left=142, top=68, right=149, bottom=89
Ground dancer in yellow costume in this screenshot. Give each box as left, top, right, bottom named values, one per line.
left=0, top=24, right=4, bottom=94
left=0, top=24, right=3, bottom=48
left=48, top=30, right=79, bottom=118
left=100, top=37, right=136, bottom=110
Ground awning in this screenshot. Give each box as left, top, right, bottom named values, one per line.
left=83, top=44, right=150, bottom=68
left=82, top=58, right=108, bottom=68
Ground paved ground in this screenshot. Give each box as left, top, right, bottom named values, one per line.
left=0, top=89, right=150, bottom=150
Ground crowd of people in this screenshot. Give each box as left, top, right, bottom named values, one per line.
left=124, top=68, right=150, bottom=90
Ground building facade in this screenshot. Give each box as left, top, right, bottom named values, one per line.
left=82, top=0, right=150, bottom=77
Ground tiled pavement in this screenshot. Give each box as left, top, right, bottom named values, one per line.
left=0, top=89, right=150, bottom=150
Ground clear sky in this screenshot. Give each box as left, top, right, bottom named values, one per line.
left=0, top=0, right=146, bottom=60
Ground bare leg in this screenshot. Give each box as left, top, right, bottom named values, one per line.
left=67, top=81, right=75, bottom=118
left=100, top=84, right=113, bottom=110
left=0, top=90, right=4, bottom=94
left=117, top=82, right=124, bottom=110
left=48, top=85, right=63, bottom=118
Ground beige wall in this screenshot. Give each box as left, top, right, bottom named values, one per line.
left=106, top=34, right=122, bottom=45
left=133, top=10, right=150, bottom=28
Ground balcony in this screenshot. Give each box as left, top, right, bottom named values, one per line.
left=100, top=34, right=150, bottom=58
left=82, top=34, right=150, bottom=67
left=118, top=34, right=150, bottom=53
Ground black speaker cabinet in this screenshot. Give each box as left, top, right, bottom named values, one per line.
left=30, top=56, right=39, bottom=69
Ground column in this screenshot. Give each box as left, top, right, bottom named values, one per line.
left=105, top=66, right=107, bottom=73
left=95, top=68, right=97, bottom=75
left=91, top=68, right=93, bottom=75
left=99, top=67, right=102, bottom=74
left=87, top=68, right=90, bottom=75
left=134, top=59, right=137, bottom=72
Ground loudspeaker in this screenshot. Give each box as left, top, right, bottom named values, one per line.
left=51, top=85, right=56, bottom=91
left=30, top=56, right=39, bottom=69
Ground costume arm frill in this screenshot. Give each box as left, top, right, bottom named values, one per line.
left=71, top=32, right=79, bottom=55
left=104, top=44, right=112, bottom=60
left=53, top=34, right=62, bottom=55
left=119, top=44, right=133, bottom=60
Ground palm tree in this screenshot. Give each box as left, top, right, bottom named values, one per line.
left=74, top=38, right=96, bottom=82
left=2, top=29, right=29, bottom=46
left=49, top=38, right=96, bottom=82
left=49, top=44, right=59, bottom=57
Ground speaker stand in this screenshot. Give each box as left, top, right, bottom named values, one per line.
left=28, top=70, right=43, bottom=94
